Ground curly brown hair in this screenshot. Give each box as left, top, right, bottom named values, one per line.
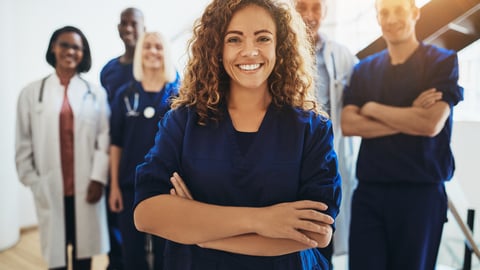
left=172, top=0, right=319, bottom=125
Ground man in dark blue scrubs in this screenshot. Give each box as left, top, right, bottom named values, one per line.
left=341, top=0, right=463, bottom=269
left=100, top=7, right=145, bottom=270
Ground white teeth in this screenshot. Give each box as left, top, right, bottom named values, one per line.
left=239, top=64, right=260, bottom=71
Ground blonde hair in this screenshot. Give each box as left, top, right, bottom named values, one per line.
left=172, top=0, right=320, bottom=125
left=133, top=32, right=177, bottom=82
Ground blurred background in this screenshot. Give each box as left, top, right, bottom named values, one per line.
left=0, top=0, right=479, bottom=269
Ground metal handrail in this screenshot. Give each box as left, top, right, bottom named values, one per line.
left=448, top=197, right=480, bottom=260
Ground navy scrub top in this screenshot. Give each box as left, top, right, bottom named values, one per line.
left=134, top=104, right=341, bottom=270
left=110, top=79, right=179, bottom=189
left=100, top=57, right=134, bottom=104
left=343, top=43, right=464, bottom=184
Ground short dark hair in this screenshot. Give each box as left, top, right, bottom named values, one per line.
left=45, top=26, right=92, bottom=73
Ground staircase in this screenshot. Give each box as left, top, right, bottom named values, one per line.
left=356, top=0, right=480, bottom=59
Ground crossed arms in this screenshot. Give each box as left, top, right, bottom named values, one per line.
left=341, top=88, right=451, bottom=139
left=134, top=172, right=334, bottom=256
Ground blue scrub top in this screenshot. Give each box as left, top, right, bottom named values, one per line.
left=100, top=57, right=134, bottom=104
left=343, top=43, right=464, bottom=184
left=110, top=78, right=179, bottom=189
left=134, top=104, right=341, bottom=270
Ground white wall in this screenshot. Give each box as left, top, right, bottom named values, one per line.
left=0, top=0, right=20, bottom=251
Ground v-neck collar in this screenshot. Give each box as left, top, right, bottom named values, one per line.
left=225, top=103, right=274, bottom=161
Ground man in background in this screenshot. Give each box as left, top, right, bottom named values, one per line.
left=342, top=0, right=463, bottom=269
left=100, top=7, right=145, bottom=270
left=101, top=7, right=146, bottom=104
left=295, top=0, right=359, bottom=268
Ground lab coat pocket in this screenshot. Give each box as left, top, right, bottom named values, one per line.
left=30, top=172, right=52, bottom=213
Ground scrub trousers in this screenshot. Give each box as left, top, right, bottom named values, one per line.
left=349, top=182, right=448, bottom=270
left=118, top=188, right=165, bottom=270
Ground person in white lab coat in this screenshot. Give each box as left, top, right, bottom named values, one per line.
left=295, top=0, right=360, bottom=267
left=15, top=25, right=110, bottom=270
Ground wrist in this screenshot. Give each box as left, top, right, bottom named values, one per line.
left=241, top=207, right=261, bottom=234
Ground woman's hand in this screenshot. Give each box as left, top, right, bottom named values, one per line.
left=252, top=200, right=334, bottom=247
left=170, top=172, right=194, bottom=200
left=412, top=88, right=443, bottom=109
left=109, top=185, right=124, bottom=212
left=86, top=180, right=104, bottom=204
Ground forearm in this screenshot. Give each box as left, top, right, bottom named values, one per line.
left=341, top=105, right=399, bottom=138
left=200, top=234, right=308, bottom=256
left=361, top=101, right=450, bottom=137
left=199, top=229, right=331, bottom=256
left=134, top=195, right=257, bottom=244
left=109, top=145, right=122, bottom=189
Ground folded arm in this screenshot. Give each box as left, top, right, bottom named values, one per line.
left=135, top=172, right=333, bottom=256
left=341, top=105, right=399, bottom=138
left=342, top=88, right=449, bottom=138
left=360, top=100, right=450, bottom=137
left=196, top=227, right=332, bottom=256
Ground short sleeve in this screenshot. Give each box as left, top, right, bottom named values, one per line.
left=428, top=51, right=464, bottom=107
left=343, top=64, right=366, bottom=108
left=109, top=85, right=128, bottom=147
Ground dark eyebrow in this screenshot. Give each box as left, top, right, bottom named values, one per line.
left=225, top=29, right=273, bottom=36
left=254, top=29, right=273, bottom=35
left=225, top=30, right=243, bottom=36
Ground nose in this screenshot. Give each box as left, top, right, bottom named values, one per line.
left=240, top=39, right=259, bottom=57
left=303, top=9, right=314, bottom=21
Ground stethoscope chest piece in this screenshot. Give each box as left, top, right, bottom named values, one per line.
left=143, top=106, right=155, bottom=119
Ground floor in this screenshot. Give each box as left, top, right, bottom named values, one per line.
left=0, top=227, right=107, bottom=270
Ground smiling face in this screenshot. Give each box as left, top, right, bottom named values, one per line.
left=222, top=4, right=276, bottom=92
left=118, top=9, right=145, bottom=48
left=51, top=32, right=84, bottom=72
left=376, top=0, right=419, bottom=46
left=295, top=0, right=325, bottom=41
left=141, top=33, right=165, bottom=72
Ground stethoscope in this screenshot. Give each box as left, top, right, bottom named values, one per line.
left=38, top=74, right=95, bottom=103
left=123, top=81, right=157, bottom=119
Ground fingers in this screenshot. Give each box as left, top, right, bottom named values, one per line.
left=109, top=189, right=123, bottom=212
left=86, top=181, right=103, bottom=204
left=110, top=197, right=123, bottom=212
left=298, top=208, right=334, bottom=224
left=290, top=200, right=329, bottom=212
left=413, top=88, right=442, bottom=108
left=117, top=198, right=124, bottom=212
left=170, top=172, right=193, bottom=200
left=289, top=229, right=319, bottom=247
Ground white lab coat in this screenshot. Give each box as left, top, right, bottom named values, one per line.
left=318, top=35, right=361, bottom=256
left=15, top=73, right=110, bottom=268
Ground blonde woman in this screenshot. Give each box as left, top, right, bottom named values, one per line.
left=109, top=31, right=179, bottom=269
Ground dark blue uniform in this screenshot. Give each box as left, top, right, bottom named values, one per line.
left=344, top=43, right=463, bottom=270
left=100, top=56, right=135, bottom=270
left=134, top=104, right=341, bottom=270
left=110, top=78, right=179, bottom=270
left=100, top=57, right=135, bottom=104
